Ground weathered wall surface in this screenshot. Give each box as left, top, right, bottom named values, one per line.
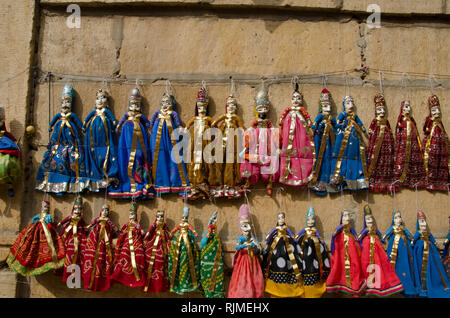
left=0, top=0, right=449, bottom=297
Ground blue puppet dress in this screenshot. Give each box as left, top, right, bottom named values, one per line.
left=309, top=113, right=337, bottom=195
left=330, top=111, right=369, bottom=191
left=83, top=108, right=119, bottom=191
left=36, top=112, right=86, bottom=194
left=149, top=109, right=189, bottom=194
left=381, top=216, right=417, bottom=296
left=108, top=112, right=154, bottom=199
left=413, top=228, right=450, bottom=298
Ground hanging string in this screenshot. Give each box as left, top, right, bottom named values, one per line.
left=428, top=75, right=435, bottom=95
left=307, top=187, right=311, bottom=204
left=47, top=72, right=52, bottom=141
left=401, top=72, right=409, bottom=101
left=340, top=187, right=344, bottom=213
left=378, top=70, right=384, bottom=94
left=390, top=180, right=400, bottom=212
left=290, top=76, right=299, bottom=91
left=365, top=189, right=369, bottom=206
left=321, top=73, right=328, bottom=88
left=446, top=183, right=450, bottom=208
left=165, top=80, right=173, bottom=95
left=414, top=182, right=420, bottom=212
left=244, top=190, right=258, bottom=241
left=344, top=71, right=350, bottom=96
left=230, top=78, right=236, bottom=97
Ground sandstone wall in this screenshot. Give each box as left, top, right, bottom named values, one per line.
left=0, top=0, right=449, bottom=297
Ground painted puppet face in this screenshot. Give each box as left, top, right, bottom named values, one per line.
left=182, top=215, right=189, bottom=223
left=61, top=97, right=72, bottom=114
left=365, top=214, right=374, bottom=229
left=96, top=93, right=108, bottom=109
left=160, top=96, right=172, bottom=113
left=277, top=213, right=286, bottom=226
left=430, top=106, right=441, bottom=119
left=307, top=215, right=315, bottom=227
left=128, top=100, right=141, bottom=113
left=129, top=210, right=136, bottom=220
left=376, top=106, right=386, bottom=118
left=197, top=101, right=208, bottom=115
left=156, top=211, right=165, bottom=224
left=419, top=218, right=427, bottom=232
left=291, top=92, right=303, bottom=107
left=344, top=98, right=355, bottom=113
left=402, top=101, right=411, bottom=115
left=255, top=104, right=269, bottom=118
left=73, top=205, right=82, bottom=217
left=342, top=211, right=352, bottom=225
left=393, top=212, right=402, bottom=227
left=101, top=205, right=110, bottom=218
left=226, top=100, right=237, bottom=115
left=240, top=221, right=251, bottom=236
left=321, top=101, right=331, bottom=115
left=41, top=201, right=50, bottom=214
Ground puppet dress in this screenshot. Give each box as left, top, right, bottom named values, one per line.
left=59, top=215, right=87, bottom=283
left=149, top=110, right=189, bottom=194
left=297, top=227, right=331, bottom=298
left=359, top=228, right=403, bottom=296
left=228, top=236, right=264, bottom=298
left=142, top=221, right=170, bottom=293
left=82, top=217, right=118, bottom=291
left=394, top=113, right=427, bottom=188
left=279, top=107, right=315, bottom=186
left=200, top=223, right=225, bottom=298
left=7, top=213, right=65, bottom=276
left=326, top=225, right=366, bottom=295
left=83, top=108, right=119, bottom=191
left=110, top=221, right=146, bottom=287
left=366, top=118, right=395, bottom=192
left=262, top=225, right=303, bottom=297
left=0, top=129, right=21, bottom=195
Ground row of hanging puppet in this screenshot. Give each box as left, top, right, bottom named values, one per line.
left=6, top=195, right=450, bottom=298
left=31, top=81, right=449, bottom=201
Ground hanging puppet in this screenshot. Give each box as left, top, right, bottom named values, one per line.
left=412, top=211, right=450, bottom=298
left=394, top=100, right=427, bottom=189
left=36, top=83, right=86, bottom=194
left=358, top=205, right=403, bottom=296
left=309, top=88, right=337, bottom=195
left=330, top=95, right=369, bottom=191
left=381, top=211, right=417, bottom=297
left=422, top=95, right=449, bottom=191
left=262, top=211, right=303, bottom=298
left=326, top=209, right=366, bottom=296
left=443, top=217, right=450, bottom=278
left=0, top=105, right=21, bottom=196
left=168, top=206, right=201, bottom=294
left=143, top=210, right=170, bottom=293
left=82, top=204, right=119, bottom=291
left=278, top=83, right=315, bottom=187
left=228, top=204, right=264, bottom=298
left=7, top=200, right=65, bottom=276
left=82, top=88, right=119, bottom=191
left=110, top=201, right=146, bottom=288
left=296, top=206, right=331, bottom=298
left=149, top=92, right=189, bottom=194
left=211, top=93, right=245, bottom=198
left=240, top=87, right=279, bottom=195
left=200, top=209, right=225, bottom=298
left=57, top=195, right=87, bottom=284
left=185, top=85, right=214, bottom=200
left=109, top=87, right=154, bottom=199
left=366, top=94, right=395, bottom=192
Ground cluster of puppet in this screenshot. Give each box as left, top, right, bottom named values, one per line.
left=6, top=196, right=450, bottom=298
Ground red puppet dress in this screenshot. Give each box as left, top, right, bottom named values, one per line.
left=143, top=216, right=170, bottom=293
left=82, top=209, right=119, bottom=291
left=366, top=94, right=395, bottom=192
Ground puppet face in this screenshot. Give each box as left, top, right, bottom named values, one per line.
left=226, top=100, right=237, bottom=115
left=365, top=215, right=374, bottom=229
left=101, top=205, right=110, bottom=218
left=197, top=101, right=208, bottom=115
left=321, top=101, right=331, bottom=115
left=277, top=213, right=286, bottom=226
left=376, top=106, right=386, bottom=118
left=255, top=104, right=269, bottom=118
left=41, top=201, right=50, bottom=214
left=342, top=211, right=352, bottom=225
left=430, top=106, right=441, bottom=119
left=419, top=218, right=427, bottom=232
left=240, top=221, right=251, bottom=235
left=61, top=97, right=72, bottom=114
left=129, top=210, right=136, bottom=220
left=156, top=211, right=165, bottom=224
left=291, top=92, right=303, bottom=107
left=182, top=215, right=188, bottom=223
left=393, top=212, right=402, bottom=226
left=344, top=98, right=355, bottom=113
left=160, top=96, right=172, bottom=113
left=402, top=101, right=411, bottom=115
left=73, top=205, right=82, bottom=217
left=307, top=216, right=315, bottom=227
left=128, top=100, right=141, bottom=113
left=96, top=93, right=108, bottom=109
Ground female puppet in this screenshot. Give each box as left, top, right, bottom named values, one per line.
left=82, top=204, right=119, bottom=291
left=296, top=206, right=331, bottom=298
left=200, top=210, right=225, bottom=298
left=412, top=211, right=450, bottom=298
left=57, top=195, right=87, bottom=284
left=240, top=88, right=279, bottom=195
left=143, top=210, right=170, bottom=293
left=394, top=100, right=427, bottom=189
left=228, top=204, right=264, bottom=298
left=0, top=105, right=21, bottom=196
left=110, top=202, right=146, bottom=288
left=422, top=95, right=449, bottom=191
left=82, top=88, right=119, bottom=191
left=108, top=87, right=154, bottom=199
left=185, top=86, right=214, bottom=200
left=330, top=95, right=369, bottom=191
left=278, top=84, right=315, bottom=187
left=366, top=94, right=395, bottom=192
left=358, top=205, right=403, bottom=297
left=381, top=211, right=417, bottom=296
left=262, top=211, right=303, bottom=298
left=309, top=88, right=337, bottom=195
left=149, top=92, right=189, bottom=194
left=168, top=206, right=201, bottom=294
left=211, top=94, right=245, bottom=198
left=7, top=200, right=65, bottom=276
left=36, top=83, right=86, bottom=194
left=326, top=209, right=366, bottom=296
